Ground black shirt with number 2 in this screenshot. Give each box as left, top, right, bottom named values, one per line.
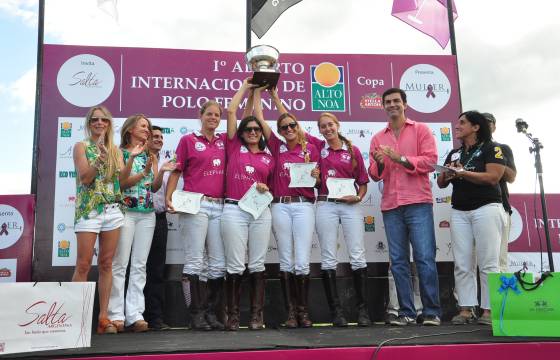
left=444, top=141, right=506, bottom=211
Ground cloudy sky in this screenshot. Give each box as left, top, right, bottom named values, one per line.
left=1, top=0, right=559, bottom=194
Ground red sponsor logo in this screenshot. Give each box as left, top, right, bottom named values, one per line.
left=18, top=301, right=72, bottom=328
left=359, top=93, right=383, bottom=109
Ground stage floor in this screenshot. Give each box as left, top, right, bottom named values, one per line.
left=8, top=323, right=560, bottom=359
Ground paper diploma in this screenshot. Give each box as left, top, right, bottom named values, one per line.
left=432, top=164, right=457, bottom=174
left=238, top=182, right=273, bottom=220
left=288, top=162, right=317, bottom=188
left=171, top=190, right=204, bottom=214
left=326, top=178, right=357, bottom=199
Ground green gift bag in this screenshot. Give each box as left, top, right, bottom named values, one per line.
left=488, top=272, right=560, bottom=337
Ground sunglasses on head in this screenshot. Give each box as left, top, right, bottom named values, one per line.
left=90, top=117, right=110, bottom=124
left=243, top=126, right=262, bottom=133
left=279, top=122, right=297, bottom=131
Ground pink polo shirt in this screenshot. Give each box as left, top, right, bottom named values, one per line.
left=225, top=136, right=275, bottom=200
left=313, top=140, right=369, bottom=196
left=368, top=118, right=437, bottom=211
left=268, top=132, right=319, bottom=199
left=175, top=131, right=226, bottom=198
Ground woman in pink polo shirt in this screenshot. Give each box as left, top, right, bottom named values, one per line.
left=222, top=79, right=275, bottom=331
left=309, top=112, right=371, bottom=327
left=253, top=87, right=320, bottom=328
left=166, top=100, right=227, bottom=331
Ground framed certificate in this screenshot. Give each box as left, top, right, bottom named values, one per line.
left=326, top=178, right=357, bottom=199
left=238, top=182, right=273, bottom=220
left=288, top=162, right=317, bottom=188
left=171, top=190, right=204, bottom=214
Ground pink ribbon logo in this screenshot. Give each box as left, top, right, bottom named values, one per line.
left=426, top=85, right=436, bottom=98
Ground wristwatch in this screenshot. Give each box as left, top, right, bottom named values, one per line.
left=456, top=168, right=465, bottom=179
left=399, top=155, right=407, bottom=164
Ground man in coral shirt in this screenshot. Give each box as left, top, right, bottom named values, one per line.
left=369, top=88, right=441, bottom=326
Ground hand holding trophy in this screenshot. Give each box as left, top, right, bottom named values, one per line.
left=245, top=45, right=281, bottom=89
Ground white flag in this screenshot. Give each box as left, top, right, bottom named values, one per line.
left=97, top=0, right=119, bottom=22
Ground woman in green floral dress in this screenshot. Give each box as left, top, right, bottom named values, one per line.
left=72, top=106, right=141, bottom=334
left=108, top=114, right=162, bottom=333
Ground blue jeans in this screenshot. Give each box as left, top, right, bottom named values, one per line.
left=382, top=203, right=441, bottom=318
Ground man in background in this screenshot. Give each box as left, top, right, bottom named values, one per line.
left=483, top=113, right=517, bottom=272
left=144, top=125, right=176, bottom=330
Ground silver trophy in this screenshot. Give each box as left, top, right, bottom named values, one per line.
left=245, top=45, right=280, bottom=88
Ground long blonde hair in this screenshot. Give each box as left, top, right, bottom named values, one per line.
left=277, top=112, right=310, bottom=163
left=318, top=112, right=356, bottom=169
left=84, top=105, right=121, bottom=181
left=120, top=114, right=153, bottom=149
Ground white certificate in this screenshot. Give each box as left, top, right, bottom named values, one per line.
left=171, top=190, right=204, bottom=214
left=432, top=164, right=457, bottom=174
left=238, top=182, right=273, bottom=220
left=288, top=162, right=317, bottom=188
left=327, top=178, right=357, bottom=199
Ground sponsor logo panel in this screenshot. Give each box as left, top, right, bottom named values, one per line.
left=310, top=62, right=345, bottom=112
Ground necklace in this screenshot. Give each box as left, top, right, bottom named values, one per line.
left=459, top=142, right=484, bottom=169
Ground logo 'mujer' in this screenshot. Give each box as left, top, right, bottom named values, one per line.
left=311, top=62, right=345, bottom=112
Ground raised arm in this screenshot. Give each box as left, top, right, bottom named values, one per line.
left=151, top=158, right=176, bottom=193
left=270, top=87, right=288, bottom=116
left=243, top=88, right=255, bottom=119
left=253, top=86, right=272, bottom=140
left=227, top=78, right=253, bottom=140
left=73, top=142, right=99, bottom=185
left=119, top=145, right=148, bottom=190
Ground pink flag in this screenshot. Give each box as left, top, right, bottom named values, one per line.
left=392, top=0, right=458, bottom=49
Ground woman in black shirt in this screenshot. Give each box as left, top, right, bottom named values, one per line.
left=437, top=111, right=506, bottom=325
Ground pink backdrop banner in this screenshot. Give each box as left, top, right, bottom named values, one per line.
left=34, top=44, right=461, bottom=275
left=0, top=194, right=34, bottom=282
left=39, top=44, right=461, bottom=121
left=508, top=194, right=560, bottom=253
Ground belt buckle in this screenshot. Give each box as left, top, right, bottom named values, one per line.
left=281, top=196, right=291, bottom=204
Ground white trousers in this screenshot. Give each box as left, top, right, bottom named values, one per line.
left=221, top=204, right=271, bottom=275
left=499, top=212, right=512, bottom=272
left=451, top=203, right=505, bottom=310
left=271, top=202, right=315, bottom=275
left=108, top=210, right=156, bottom=325
left=180, top=200, right=225, bottom=279
left=315, top=201, right=367, bottom=271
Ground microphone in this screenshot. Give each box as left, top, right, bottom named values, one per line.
left=515, top=118, right=528, bottom=133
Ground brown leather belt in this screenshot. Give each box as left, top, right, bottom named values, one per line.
left=272, top=196, right=315, bottom=204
